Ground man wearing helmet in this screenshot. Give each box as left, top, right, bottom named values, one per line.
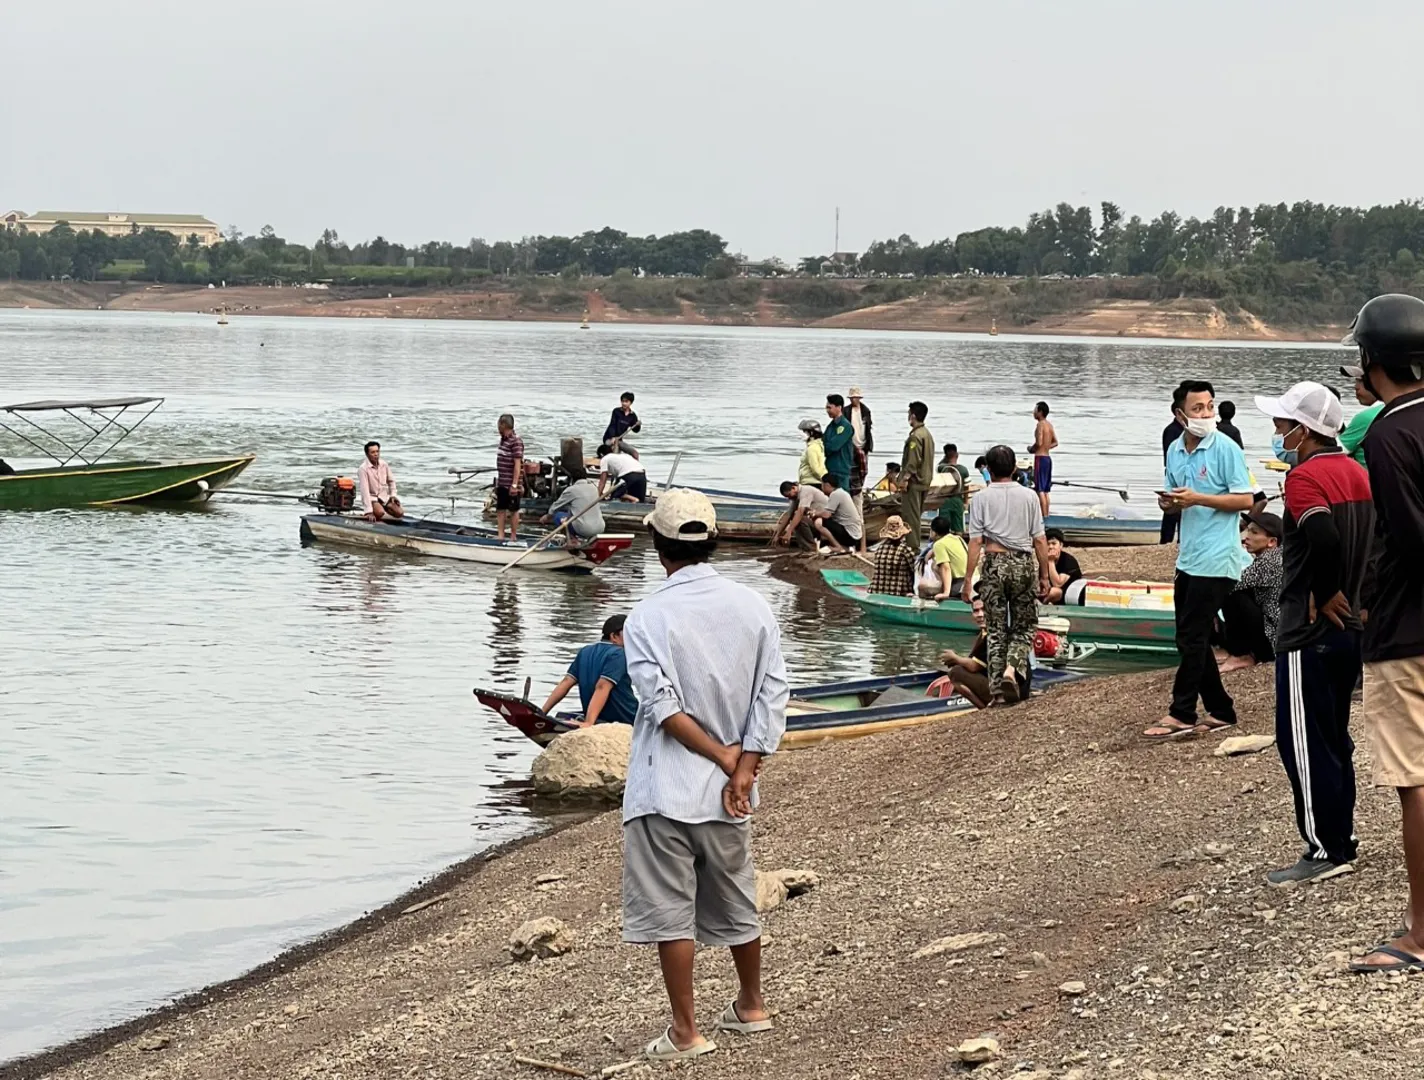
left=1340, top=294, right=1424, bottom=973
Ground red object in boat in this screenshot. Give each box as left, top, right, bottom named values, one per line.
left=576, top=534, right=633, bottom=566
left=1033, top=630, right=1062, bottom=659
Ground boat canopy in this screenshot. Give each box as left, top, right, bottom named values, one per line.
left=2, top=395, right=163, bottom=412
left=0, top=396, right=165, bottom=467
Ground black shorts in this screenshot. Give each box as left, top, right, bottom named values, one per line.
left=821, top=519, right=857, bottom=548
left=613, top=472, right=648, bottom=501
left=495, top=486, right=521, bottom=511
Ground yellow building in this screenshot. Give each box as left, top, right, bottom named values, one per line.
left=5, top=210, right=222, bottom=246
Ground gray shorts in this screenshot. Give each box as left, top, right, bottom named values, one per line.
left=622, top=814, right=760, bottom=947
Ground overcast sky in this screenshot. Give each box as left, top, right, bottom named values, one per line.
left=6, top=0, right=1422, bottom=258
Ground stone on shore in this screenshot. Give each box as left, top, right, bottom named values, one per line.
left=755, top=871, right=789, bottom=914
left=772, top=868, right=820, bottom=896
left=509, top=917, right=573, bottom=961
left=530, top=724, right=632, bottom=799
left=1215, top=734, right=1275, bottom=757
left=913, top=931, right=1005, bottom=959
left=955, top=1037, right=1002, bottom=1064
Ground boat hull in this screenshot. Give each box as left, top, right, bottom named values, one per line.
left=0, top=456, right=255, bottom=510
left=1044, top=514, right=1160, bottom=547
left=475, top=666, right=1082, bottom=749
left=300, top=514, right=633, bottom=571
left=820, top=569, right=1178, bottom=647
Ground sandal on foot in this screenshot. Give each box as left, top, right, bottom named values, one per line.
left=645, top=1028, right=717, bottom=1061
left=1194, top=717, right=1237, bottom=735
left=1349, top=944, right=1424, bottom=974
left=715, top=1001, right=773, bottom=1035
left=999, top=676, right=1021, bottom=704
left=1143, top=720, right=1198, bottom=741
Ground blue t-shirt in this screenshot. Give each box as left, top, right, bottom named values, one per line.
left=568, top=642, right=638, bottom=724
left=1164, top=429, right=1252, bottom=580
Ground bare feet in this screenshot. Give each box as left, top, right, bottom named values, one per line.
left=1217, top=655, right=1257, bottom=674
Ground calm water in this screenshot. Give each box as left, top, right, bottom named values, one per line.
left=0, top=311, right=1346, bottom=1061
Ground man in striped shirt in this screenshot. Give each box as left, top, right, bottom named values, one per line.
left=494, top=413, right=524, bottom=540
left=621, top=489, right=789, bottom=1062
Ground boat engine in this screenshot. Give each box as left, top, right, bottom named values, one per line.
left=316, top=476, right=356, bottom=512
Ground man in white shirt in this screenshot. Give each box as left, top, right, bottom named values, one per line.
left=813, top=474, right=863, bottom=554
left=621, top=489, right=788, bottom=1062
left=774, top=479, right=827, bottom=550
left=357, top=441, right=403, bottom=521
left=597, top=443, right=648, bottom=502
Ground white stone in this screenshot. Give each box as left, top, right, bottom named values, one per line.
left=509, top=917, right=573, bottom=961
left=1215, top=734, right=1276, bottom=757
left=530, top=724, right=632, bottom=799
left=913, top=931, right=1005, bottom=959
left=955, top=1037, right=1002, bottom=1064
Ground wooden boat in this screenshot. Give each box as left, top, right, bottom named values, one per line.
left=474, top=666, right=1084, bottom=749
left=0, top=396, right=254, bottom=510
left=1044, top=514, right=1160, bottom=547
left=821, top=569, right=1178, bottom=648
left=299, top=513, right=633, bottom=571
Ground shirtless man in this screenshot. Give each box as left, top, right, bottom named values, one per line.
left=1029, top=401, right=1058, bottom=518
left=358, top=440, right=404, bottom=521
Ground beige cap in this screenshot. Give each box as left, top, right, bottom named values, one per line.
left=879, top=515, right=910, bottom=539
left=849, top=386, right=864, bottom=399
left=646, top=488, right=718, bottom=540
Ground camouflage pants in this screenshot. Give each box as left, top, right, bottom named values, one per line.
left=980, top=551, right=1039, bottom=693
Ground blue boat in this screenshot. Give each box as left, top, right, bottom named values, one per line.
left=475, top=666, right=1083, bottom=748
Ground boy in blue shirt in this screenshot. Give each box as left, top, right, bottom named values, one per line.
left=1144, top=380, right=1256, bottom=740
left=541, top=614, right=639, bottom=726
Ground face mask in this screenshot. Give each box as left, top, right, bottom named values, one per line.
left=1272, top=425, right=1302, bottom=466
left=1184, top=415, right=1217, bottom=438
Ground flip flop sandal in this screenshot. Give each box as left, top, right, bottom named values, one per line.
left=1349, top=945, right=1424, bottom=974
left=1194, top=718, right=1237, bottom=735
left=645, top=1028, right=717, bottom=1061
left=1143, top=721, right=1198, bottom=741
left=715, top=1001, right=774, bottom=1035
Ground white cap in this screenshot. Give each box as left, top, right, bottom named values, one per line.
left=646, top=488, right=718, bottom=540
left=1253, top=381, right=1343, bottom=437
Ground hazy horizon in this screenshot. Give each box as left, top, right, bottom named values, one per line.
left=6, top=0, right=1423, bottom=258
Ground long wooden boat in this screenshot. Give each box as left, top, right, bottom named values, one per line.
left=821, top=568, right=1178, bottom=647
left=300, top=514, right=633, bottom=571
left=474, top=666, right=1084, bottom=749
left=1045, top=514, right=1161, bottom=548
left=0, top=397, right=254, bottom=510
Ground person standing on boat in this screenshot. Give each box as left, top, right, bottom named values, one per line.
left=962, top=444, right=1050, bottom=706
left=1253, top=382, right=1372, bottom=887
left=1143, top=381, right=1255, bottom=741
left=494, top=414, right=524, bottom=540
left=358, top=440, right=404, bottom=521
left=797, top=420, right=827, bottom=487
left=1029, top=401, right=1058, bottom=519
left=597, top=444, right=648, bottom=502
left=822, top=394, right=855, bottom=490
left=541, top=614, right=639, bottom=727
left=897, top=401, right=935, bottom=548
left=620, top=489, right=787, bottom=1061
left=605, top=391, right=642, bottom=458
left=847, top=386, right=874, bottom=457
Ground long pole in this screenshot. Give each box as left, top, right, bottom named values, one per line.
left=498, top=496, right=604, bottom=575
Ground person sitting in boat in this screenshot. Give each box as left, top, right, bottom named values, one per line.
left=540, top=477, right=606, bottom=546
left=915, top=516, right=969, bottom=601
left=937, top=591, right=1031, bottom=710
left=539, top=614, right=639, bottom=727
left=604, top=392, right=641, bottom=459
left=596, top=444, right=648, bottom=502
left=774, top=479, right=827, bottom=551
left=869, top=515, right=916, bottom=596
left=358, top=440, right=404, bottom=521
left=873, top=460, right=901, bottom=492
left=797, top=420, right=827, bottom=486
left=1043, top=527, right=1083, bottom=604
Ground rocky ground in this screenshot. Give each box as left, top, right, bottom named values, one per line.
left=14, top=545, right=1415, bottom=1080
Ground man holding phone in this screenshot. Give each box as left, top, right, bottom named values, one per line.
left=1143, top=380, right=1256, bottom=740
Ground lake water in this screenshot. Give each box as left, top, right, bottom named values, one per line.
left=0, top=311, right=1346, bottom=1062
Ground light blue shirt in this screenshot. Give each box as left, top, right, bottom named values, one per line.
left=622, top=563, right=789, bottom=825
left=1164, top=429, right=1253, bottom=580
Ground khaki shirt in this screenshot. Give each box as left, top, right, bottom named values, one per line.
left=900, top=425, right=934, bottom=487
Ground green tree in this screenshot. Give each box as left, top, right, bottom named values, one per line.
left=0, top=249, right=19, bottom=281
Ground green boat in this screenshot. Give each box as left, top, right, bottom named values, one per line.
left=0, top=396, right=255, bottom=510
left=821, top=568, right=1179, bottom=648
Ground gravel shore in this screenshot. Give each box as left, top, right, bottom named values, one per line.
left=14, top=545, right=1419, bottom=1080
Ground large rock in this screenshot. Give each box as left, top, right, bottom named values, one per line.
left=531, top=724, right=633, bottom=799
left=509, top=917, right=573, bottom=961
left=772, top=868, right=820, bottom=897
left=755, top=871, right=789, bottom=914
left=955, top=1037, right=1001, bottom=1065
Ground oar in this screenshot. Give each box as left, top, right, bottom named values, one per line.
left=498, top=496, right=605, bottom=575
left=221, top=488, right=314, bottom=503
left=1054, top=480, right=1130, bottom=502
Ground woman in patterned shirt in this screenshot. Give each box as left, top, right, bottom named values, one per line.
left=1216, top=511, right=1284, bottom=673
left=869, top=515, right=917, bottom=596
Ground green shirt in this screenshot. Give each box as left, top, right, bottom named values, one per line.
left=1339, top=402, right=1383, bottom=467
left=901, top=425, right=935, bottom=487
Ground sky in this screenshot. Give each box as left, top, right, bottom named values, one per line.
left=5, top=0, right=1423, bottom=259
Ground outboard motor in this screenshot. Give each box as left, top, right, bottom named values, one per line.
left=316, top=476, right=356, bottom=512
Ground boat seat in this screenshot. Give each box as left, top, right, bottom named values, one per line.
left=786, top=699, right=836, bottom=716
left=871, top=685, right=931, bottom=708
